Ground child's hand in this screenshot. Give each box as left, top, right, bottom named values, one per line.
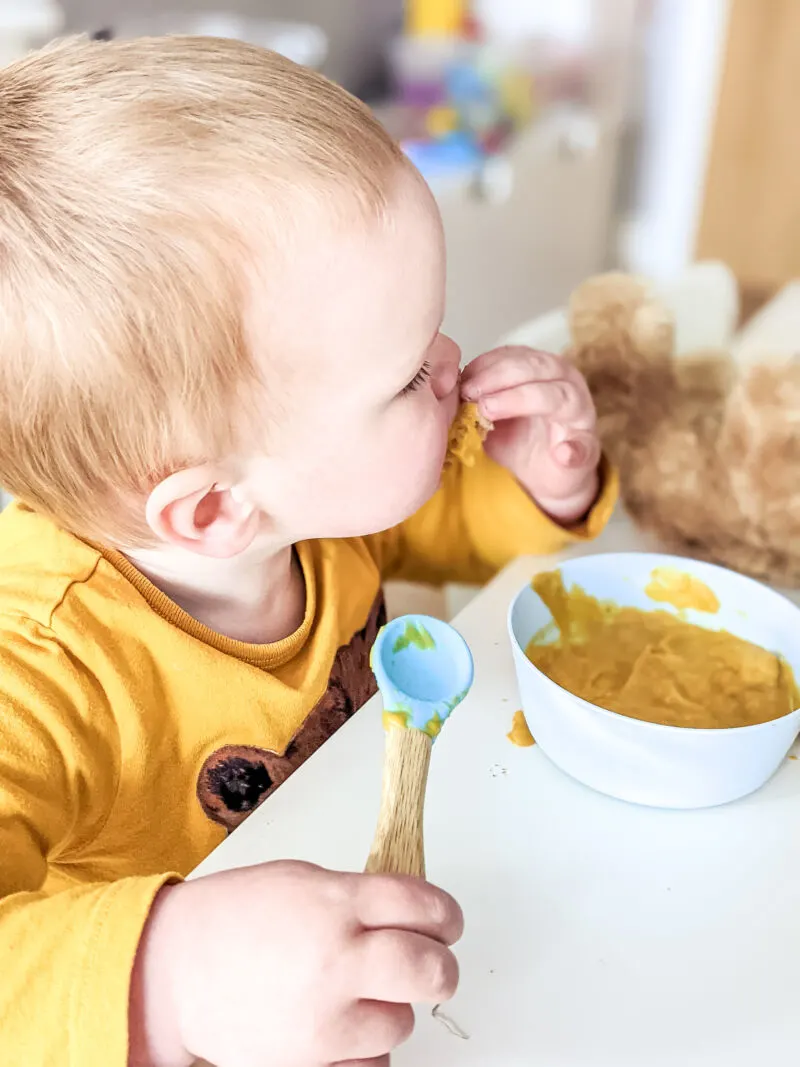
left=461, top=345, right=601, bottom=524
left=129, top=860, right=462, bottom=1067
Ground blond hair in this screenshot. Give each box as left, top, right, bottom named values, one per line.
left=0, top=35, right=406, bottom=544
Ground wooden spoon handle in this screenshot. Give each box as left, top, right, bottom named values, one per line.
left=365, top=727, right=432, bottom=878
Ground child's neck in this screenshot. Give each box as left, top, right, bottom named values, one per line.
left=126, top=538, right=306, bottom=645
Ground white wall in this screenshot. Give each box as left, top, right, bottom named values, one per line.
left=473, top=0, right=593, bottom=46
left=619, top=0, right=731, bottom=279
left=60, top=0, right=402, bottom=93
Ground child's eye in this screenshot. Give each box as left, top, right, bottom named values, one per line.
left=400, top=361, right=432, bottom=396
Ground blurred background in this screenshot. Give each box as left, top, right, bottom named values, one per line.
left=2, top=0, right=799, bottom=614
left=1, top=0, right=798, bottom=356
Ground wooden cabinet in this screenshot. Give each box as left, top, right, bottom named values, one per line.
left=697, top=0, right=800, bottom=292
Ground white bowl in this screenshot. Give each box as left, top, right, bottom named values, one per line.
left=508, top=553, right=800, bottom=809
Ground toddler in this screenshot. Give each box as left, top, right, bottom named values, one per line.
left=0, top=36, right=615, bottom=1067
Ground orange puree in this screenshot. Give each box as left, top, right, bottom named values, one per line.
left=644, top=566, right=721, bottom=613
left=507, top=710, right=535, bottom=747
left=526, top=570, right=799, bottom=729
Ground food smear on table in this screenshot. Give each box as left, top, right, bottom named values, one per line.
left=507, top=709, right=535, bottom=746
left=526, top=569, right=799, bottom=729
left=645, top=566, right=720, bottom=614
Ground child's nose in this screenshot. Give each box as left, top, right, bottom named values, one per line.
left=431, top=334, right=462, bottom=400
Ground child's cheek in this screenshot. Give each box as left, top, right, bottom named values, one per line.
left=383, top=392, right=449, bottom=471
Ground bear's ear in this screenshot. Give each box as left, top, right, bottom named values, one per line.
left=567, top=271, right=648, bottom=345
left=567, top=270, right=674, bottom=369
left=568, top=271, right=652, bottom=348
left=629, top=300, right=675, bottom=364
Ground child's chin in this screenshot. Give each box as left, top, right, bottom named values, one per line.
left=412, top=493, right=441, bottom=524
left=376, top=478, right=441, bottom=532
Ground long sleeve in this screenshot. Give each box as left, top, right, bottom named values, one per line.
left=367, top=452, right=618, bottom=585
left=0, top=619, right=177, bottom=1067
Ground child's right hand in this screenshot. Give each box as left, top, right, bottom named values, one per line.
left=129, top=860, right=463, bottom=1067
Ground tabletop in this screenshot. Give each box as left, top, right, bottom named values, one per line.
left=192, top=513, right=800, bottom=1066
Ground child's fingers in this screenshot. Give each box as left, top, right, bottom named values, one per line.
left=480, top=379, right=594, bottom=428
left=334, top=1057, right=391, bottom=1067
left=355, top=874, right=464, bottom=946
left=327, top=1001, right=414, bottom=1063
left=552, top=431, right=601, bottom=471
left=462, top=346, right=566, bottom=398
left=354, top=929, right=460, bottom=1005
left=461, top=344, right=543, bottom=380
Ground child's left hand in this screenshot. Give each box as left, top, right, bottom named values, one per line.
left=461, top=345, right=601, bottom=525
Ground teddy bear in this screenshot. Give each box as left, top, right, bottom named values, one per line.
left=565, top=271, right=800, bottom=586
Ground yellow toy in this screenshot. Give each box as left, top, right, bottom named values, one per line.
left=406, top=0, right=466, bottom=37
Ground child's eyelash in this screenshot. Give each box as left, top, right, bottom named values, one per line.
left=401, top=361, right=432, bottom=396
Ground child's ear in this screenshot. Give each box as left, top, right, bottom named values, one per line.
left=146, top=466, right=259, bottom=558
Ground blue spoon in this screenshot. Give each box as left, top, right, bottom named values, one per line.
left=365, top=614, right=474, bottom=877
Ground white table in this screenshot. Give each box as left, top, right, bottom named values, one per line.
left=193, top=514, right=800, bottom=1066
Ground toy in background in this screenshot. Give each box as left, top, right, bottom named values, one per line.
left=566, top=272, right=800, bottom=588
left=388, top=0, right=542, bottom=182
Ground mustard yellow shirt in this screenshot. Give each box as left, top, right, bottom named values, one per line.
left=0, top=455, right=616, bottom=1066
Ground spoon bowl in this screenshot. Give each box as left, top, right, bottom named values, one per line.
left=371, top=614, right=474, bottom=735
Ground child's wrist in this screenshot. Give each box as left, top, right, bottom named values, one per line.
left=530, top=469, right=600, bottom=527
left=129, top=884, right=192, bottom=1067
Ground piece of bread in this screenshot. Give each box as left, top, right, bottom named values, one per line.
left=445, top=402, right=493, bottom=470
